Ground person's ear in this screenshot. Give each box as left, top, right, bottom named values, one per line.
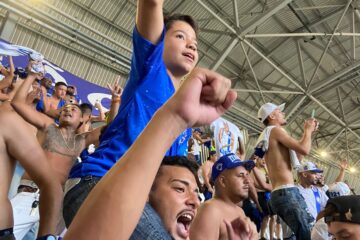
left=219, top=175, right=226, bottom=188
left=269, top=112, right=276, bottom=120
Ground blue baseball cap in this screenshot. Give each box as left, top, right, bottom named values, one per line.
left=193, top=128, right=202, bottom=134
left=211, top=153, right=255, bottom=181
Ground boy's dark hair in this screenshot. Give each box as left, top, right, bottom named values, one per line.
left=156, top=156, right=200, bottom=188
left=80, top=103, right=93, bottom=114
left=55, top=82, right=67, bottom=88
left=164, top=14, right=198, bottom=36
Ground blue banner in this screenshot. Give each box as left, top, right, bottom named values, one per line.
left=0, top=40, right=113, bottom=114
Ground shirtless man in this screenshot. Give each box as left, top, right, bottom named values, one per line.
left=256, top=102, right=318, bottom=239
left=201, top=150, right=217, bottom=195
left=0, top=84, right=62, bottom=239
left=41, top=82, right=67, bottom=119
left=11, top=71, right=99, bottom=239
left=190, top=153, right=257, bottom=240
left=251, top=156, right=275, bottom=239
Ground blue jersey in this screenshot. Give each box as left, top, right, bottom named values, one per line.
left=69, top=27, right=191, bottom=178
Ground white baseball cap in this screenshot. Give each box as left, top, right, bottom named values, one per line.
left=328, top=182, right=351, bottom=198
left=257, top=102, right=285, bottom=122
left=297, top=161, right=323, bottom=173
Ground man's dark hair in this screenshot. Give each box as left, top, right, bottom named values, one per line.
left=164, top=14, right=198, bottom=36
left=55, top=82, right=67, bottom=88
left=80, top=103, right=93, bottom=114
left=263, top=118, right=269, bottom=126
left=207, top=151, right=216, bottom=160
left=156, top=156, right=200, bottom=188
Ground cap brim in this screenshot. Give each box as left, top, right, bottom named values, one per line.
left=298, top=169, right=323, bottom=173
left=278, top=103, right=285, bottom=111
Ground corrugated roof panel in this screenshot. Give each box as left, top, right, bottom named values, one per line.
left=86, top=61, right=119, bottom=87
left=90, top=1, right=123, bottom=22
left=237, top=1, right=270, bottom=29
left=163, top=0, right=183, bottom=10
left=61, top=50, right=92, bottom=79
left=33, top=37, right=67, bottom=65
left=54, top=0, right=87, bottom=20
left=113, top=3, right=135, bottom=31
left=10, top=25, right=38, bottom=50
left=73, top=0, right=94, bottom=8
left=213, top=35, right=234, bottom=53
left=273, top=8, right=305, bottom=32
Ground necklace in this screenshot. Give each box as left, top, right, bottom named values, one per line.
left=58, top=127, right=76, bottom=151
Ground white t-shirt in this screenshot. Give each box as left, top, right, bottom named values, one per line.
left=311, top=218, right=331, bottom=240
left=191, top=137, right=201, bottom=156
left=297, top=184, right=329, bottom=220
left=210, top=118, right=243, bottom=157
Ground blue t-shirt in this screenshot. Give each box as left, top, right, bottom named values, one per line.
left=69, top=27, right=191, bottom=178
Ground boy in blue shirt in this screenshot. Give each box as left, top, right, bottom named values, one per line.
left=63, top=0, right=199, bottom=227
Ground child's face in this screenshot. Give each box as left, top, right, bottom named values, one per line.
left=163, top=21, right=198, bottom=78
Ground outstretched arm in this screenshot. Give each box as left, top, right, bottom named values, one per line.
left=335, top=159, right=348, bottom=183
left=11, top=70, right=53, bottom=130
left=106, top=80, right=123, bottom=124
left=0, top=56, right=15, bottom=90
left=91, top=101, right=106, bottom=122
left=272, top=119, right=317, bottom=156
left=64, top=68, right=237, bottom=240
left=136, top=0, right=164, bottom=44
left=238, top=137, right=246, bottom=160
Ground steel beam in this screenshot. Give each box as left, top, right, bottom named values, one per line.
left=353, top=9, right=356, bottom=60
left=324, top=128, right=346, bottom=150
left=239, top=41, right=265, bottom=103
left=242, top=39, right=305, bottom=91
left=336, top=88, right=347, bottom=123
left=296, top=40, right=307, bottom=87
left=233, top=0, right=240, bottom=27
left=308, top=95, right=346, bottom=127
left=234, top=89, right=304, bottom=95
left=311, top=60, right=360, bottom=94
left=0, top=11, right=18, bottom=41
left=307, top=0, right=352, bottom=89
left=245, top=7, right=345, bottom=71
left=197, top=0, right=294, bottom=71
left=285, top=95, right=308, bottom=121
left=244, top=32, right=360, bottom=38
left=211, top=38, right=239, bottom=71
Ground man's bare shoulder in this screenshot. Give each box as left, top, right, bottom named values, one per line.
left=269, top=126, right=288, bottom=139
left=199, top=199, right=222, bottom=212
left=0, top=105, right=23, bottom=123
left=193, top=199, right=223, bottom=228
left=199, top=198, right=231, bottom=216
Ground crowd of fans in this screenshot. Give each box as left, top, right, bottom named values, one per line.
left=0, top=0, right=359, bottom=239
